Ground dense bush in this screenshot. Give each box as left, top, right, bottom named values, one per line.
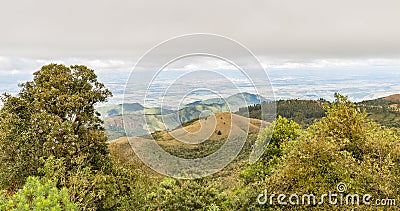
left=240, top=116, right=302, bottom=184
left=147, top=178, right=225, bottom=211
left=0, top=176, right=77, bottom=210
left=248, top=94, right=400, bottom=210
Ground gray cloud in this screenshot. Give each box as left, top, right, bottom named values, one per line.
left=0, top=0, right=399, bottom=59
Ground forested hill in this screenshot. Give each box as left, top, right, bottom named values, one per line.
left=358, top=94, right=400, bottom=128
left=236, top=99, right=327, bottom=127
left=236, top=95, right=400, bottom=129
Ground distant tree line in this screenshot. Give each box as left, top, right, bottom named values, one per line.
left=238, top=97, right=400, bottom=129
left=237, top=99, right=327, bottom=127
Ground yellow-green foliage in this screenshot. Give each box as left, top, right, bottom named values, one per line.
left=147, top=178, right=225, bottom=211
left=253, top=94, right=400, bottom=210
left=0, top=176, right=77, bottom=211
left=241, top=116, right=302, bottom=184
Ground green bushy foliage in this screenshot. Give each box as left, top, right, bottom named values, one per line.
left=39, top=156, right=119, bottom=210
left=254, top=94, right=400, bottom=210
left=241, top=116, right=302, bottom=184
left=39, top=153, right=156, bottom=210
left=0, top=64, right=112, bottom=191
left=148, top=178, right=225, bottom=211
left=0, top=176, right=77, bottom=210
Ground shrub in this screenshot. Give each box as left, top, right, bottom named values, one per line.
left=240, top=116, right=302, bottom=184
left=0, top=176, right=77, bottom=210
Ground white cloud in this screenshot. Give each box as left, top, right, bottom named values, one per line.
left=0, top=56, right=135, bottom=76
left=1, top=56, right=400, bottom=77
left=260, top=58, right=400, bottom=69
left=162, top=56, right=238, bottom=71
left=0, top=57, right=45, bottom=76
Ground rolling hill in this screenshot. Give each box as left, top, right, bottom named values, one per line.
left=358, top=94, right=400, bottom=128
left=109, top=112, right=267, bottom=161
left=384, top=94, right=400, bottom=101
left=157, top=112, right=268, bottom=143
left=96, top=103, right=174, bottom=118
left=236, top=99, right=327, bottom=127
left=101, top=92, right=270, bottom=140
left=98, top=92, right=268, bottom=118
left=186, top=92, right=269, bottom=111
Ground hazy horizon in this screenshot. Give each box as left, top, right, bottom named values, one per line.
left=1, top=57, right=399, bottom=107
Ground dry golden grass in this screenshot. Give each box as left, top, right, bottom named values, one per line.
left=384, top=94, right=400, bottom=101
left=159, top=112, right=267, bottom=143
left=108, top=112, right=269, bottom=156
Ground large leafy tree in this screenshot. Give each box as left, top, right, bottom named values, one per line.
left=0, top=64, right=112, bottom=191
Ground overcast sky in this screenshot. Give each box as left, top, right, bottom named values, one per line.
left=0, top=0, right=399, bottom=74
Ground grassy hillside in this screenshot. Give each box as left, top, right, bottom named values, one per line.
left=97, top=103, right=175, bottom=118
left=97, top=103, right=144, bottom=117
left=157, top=112, right=267, bottom=143
left=110, top=112, right=266, bottom=159
left=384, top=94, right=400, bottom=101
left=157, top=113, right=265, bottom=161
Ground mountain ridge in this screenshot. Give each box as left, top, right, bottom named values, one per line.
left=98, top=92, right=269, bottom=118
